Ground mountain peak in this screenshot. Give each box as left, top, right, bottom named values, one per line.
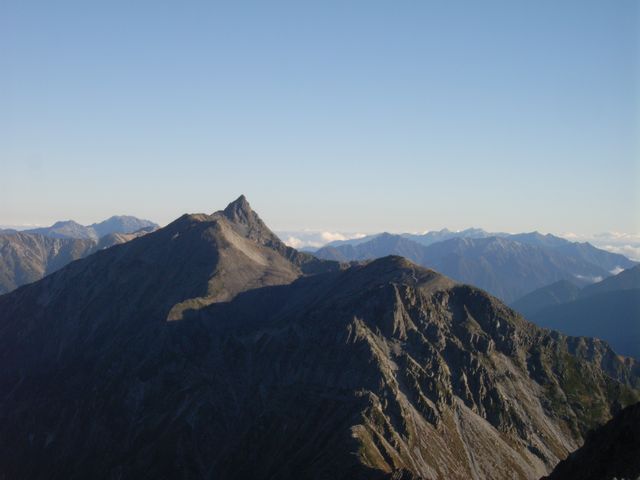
left=343, top=255, right=452, bottom=295
left=51, top=220, right=82, bottom=227
left=222, top=194, right=253, bottom=222
left=216, top=195, right=274, bottom=243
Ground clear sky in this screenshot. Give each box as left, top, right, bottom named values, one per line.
left=1, top=0, right=638, bottom=235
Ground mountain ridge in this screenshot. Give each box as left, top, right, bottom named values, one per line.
left=24, top=215, right=158, bottom=241
left=0, top=197, right=637, bottom=479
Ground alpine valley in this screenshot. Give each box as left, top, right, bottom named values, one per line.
left=0, top=197, right=638, bottom=480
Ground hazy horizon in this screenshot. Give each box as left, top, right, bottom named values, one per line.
left=3, top=203, right=639, bottom=260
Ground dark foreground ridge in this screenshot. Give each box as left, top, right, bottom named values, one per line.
left=0, top=196, right=638, bottom=479
left=543, top=401, right=640, bottom=480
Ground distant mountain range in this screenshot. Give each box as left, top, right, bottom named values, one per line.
left=18, top=215, right=157, bottom=240
left=0, top=216, right=158, bottom=294
left=0, top=196, right=638, bottom=479
left=513, top=266, right=640, bottom=358
left=314, top=228, right=556, bottom=248
left=316, top=227, right=499, bottom=249
left=281, top=229, right=640, bottom=263
left=313, top=231, right=636, bottom=303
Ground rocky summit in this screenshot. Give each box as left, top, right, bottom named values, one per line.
left=0, top=197, right=638, bottom=480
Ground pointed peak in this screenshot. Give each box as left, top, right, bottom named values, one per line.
left=222, top=195, right=253, bottom=222
left=228, top=194, right=250, bottom=208
left=214, top=195, right=282, bottom=246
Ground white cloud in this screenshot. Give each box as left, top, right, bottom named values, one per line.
left=320, top=231, right=366, bottom=243
left=609, top=266, right=625, bottom=275
left=593, top=232, right=640, bottom=242
left=561, top=232, right=579, bottom=240
left=559, top=232, right=640, bottom=261
left=282, top=236, right=306, bottom=249
left=598, top=244, right=640, bottom=262
left=573, top=274, right=603, bottom=283
left=276, top=231, right=367, bottom=249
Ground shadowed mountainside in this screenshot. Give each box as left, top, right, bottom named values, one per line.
left=513, top=266, right=640, bottom=358
left=542, top=401, right=640, bottom=480
left=527, top=289, right=640, bottom=359
left=0, top=197, right=638, bottom=479
left=513, top=265, right=640, bottom=317
left=582, top=264, right=640, bottom=296
left=511, top=279, right=582, bottom=317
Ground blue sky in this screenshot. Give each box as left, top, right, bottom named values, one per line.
left=1, top=0, right=638, bottom=235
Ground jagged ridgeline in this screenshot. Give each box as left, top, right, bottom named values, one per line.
left=0, top=196, right=638, bottom=480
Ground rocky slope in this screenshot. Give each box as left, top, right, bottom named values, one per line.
left=94, top=226, right=159, bottom=250
left=0, top=197, right=638, bottom=480
left=0, top=232, right=96, bottom=294
left=0, top=226, right=158, bottom=295
left=542, top=401, right=640, bottom=480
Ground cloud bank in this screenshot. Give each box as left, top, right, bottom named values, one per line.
left=560, top=232, right=640, bottom=261
left=276, top=230, right=367, bottom=250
